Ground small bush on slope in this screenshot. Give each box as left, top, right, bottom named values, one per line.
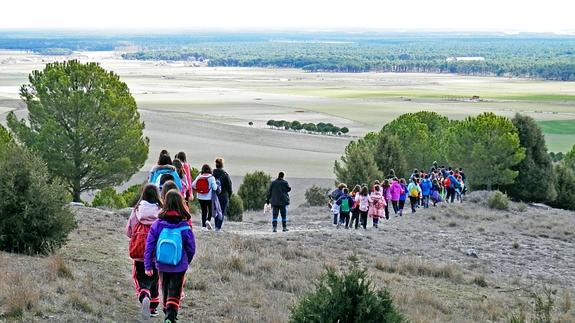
left=0, top=144, right=75, bottom=254
left=290, top=261, right=405, bottom=323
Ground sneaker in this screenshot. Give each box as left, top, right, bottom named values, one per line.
left=273, top=228, right=277, bottom=233
left=201, top=227, right=209, bottom=231
left=150, top=308, right=159, bottom=317
left=206, top=222, right=213, bottom=230
left=282, top=227, right=289, bottom=232
left=141, top=297, right=150, bottom=322
left=164, top=319, right=174, bottom=323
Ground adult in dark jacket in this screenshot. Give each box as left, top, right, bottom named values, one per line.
left=212, top=158, right=233, bottom=231
left=266, top=172, right=291, bottom=232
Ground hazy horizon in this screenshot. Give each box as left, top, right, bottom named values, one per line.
left=0, top=0, right=573, bottom=33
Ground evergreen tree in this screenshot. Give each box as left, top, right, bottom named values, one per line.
left=564, top=144, right=575, bottom=172
left=7, top=60, right=149, bottom=202
left=374, top=132, right=408, bottom=178
left=445, top=113, right=525, bottom=190
left=334, top=139, right=382, bottom=187
left=505, top=114, right=556, bottom=202
left=549, top=164, right=575, bottom=210
left=0, top=124, right=11, bottom=146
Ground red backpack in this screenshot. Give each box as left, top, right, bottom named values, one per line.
left=129, top=222, right=150, bottom=259
left=196, top=176, right=211, bottom=194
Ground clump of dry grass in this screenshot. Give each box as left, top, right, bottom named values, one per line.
left=68, top=293, right=93, bottom=313
left=47, top=255, right=74, bottom=280
left=375, top=257, right=464, bottom=283
left=0, top=271, right=40, bottom=318
left=472, top=275, right=488, bottom=287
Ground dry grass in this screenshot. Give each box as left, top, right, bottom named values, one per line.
left=375, top=257, right=464, bottom=284
left=47, top=255, right=74, bottom=280
left=0, top=271, right=40, bottom=319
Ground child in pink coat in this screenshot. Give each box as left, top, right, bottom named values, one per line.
left=368, top=185, right=386, bottom=228
left=389, top=177, right=403, bottom=215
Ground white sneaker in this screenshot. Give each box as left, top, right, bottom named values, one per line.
left=201, top=227, right=209, bottom=231
left=206, top=222, right=213, bottom=230
left=141, top=296, right=150, bottom=322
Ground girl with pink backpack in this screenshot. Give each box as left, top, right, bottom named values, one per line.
left=368, top=185, right=386, bottom=229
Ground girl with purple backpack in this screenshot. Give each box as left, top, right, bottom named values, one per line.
left=144, top=190, right=196, bottom=323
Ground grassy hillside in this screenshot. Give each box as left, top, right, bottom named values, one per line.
left=1, top=193, right=574, bottom=322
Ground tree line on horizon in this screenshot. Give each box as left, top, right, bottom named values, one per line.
left=122, top=39, right=575, bottom=81
left=266, top=119, right=349, bottom=135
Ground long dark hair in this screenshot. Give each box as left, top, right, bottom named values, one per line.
left=161, top=180, right=178, bottom=201
left=201, top=164, right=212, bottom=175
left=137, top=184, right=163, bottom=208
left=360, top=186, right=369, bottom=196
left=173, top=159, right=185, bottom=178
left=175, top=151, right=187, bottom=163
left=158, top=154, right=172, bottom=166
left=159, top=189, right=191, bottom=221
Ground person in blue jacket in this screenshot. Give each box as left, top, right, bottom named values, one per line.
left=335, top=188, right=355, bottom=229
left=420, top=174, right=433, bottom=208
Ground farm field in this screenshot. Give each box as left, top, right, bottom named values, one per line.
left=1, top=50, right=574, bottom=198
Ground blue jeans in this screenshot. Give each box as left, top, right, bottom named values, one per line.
left=215, top=193, right=229, bottom=230
left=422, top=195, right=429, bottom=208
left=272, top=205, right=288, bottom=229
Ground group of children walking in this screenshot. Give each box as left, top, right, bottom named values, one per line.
left=329, top=164, right=466, bottom=229
left=126, top=149, right=235, bottom=322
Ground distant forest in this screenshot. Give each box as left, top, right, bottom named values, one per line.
left=1, top=31, right=574, bottom=80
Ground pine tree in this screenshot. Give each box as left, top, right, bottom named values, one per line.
left=7, top=60, right=149, bottom=201
left=505, top=114, right=556, bottom=202
left=374, top=132, right=408, bottom=178
left=334, top=139, right=382, bottom=187
left=549, top=164, right=575, bottom=210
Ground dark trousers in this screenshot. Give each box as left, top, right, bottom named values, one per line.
left=446, top=187, right=456, bottom=203
left=199, top=199, right=212, bottom=227
left=422, top=195, right=430, bottom=208
left=409, top=196, right=418, bottom=212
left=272, top=205, right=287, bottom=229
left=350, top=209, right=360, bottom=229
left=359, top=211, right=368, bottom=229
left=398, top=200, right=406, bottom=216
left=215, top=193, right=229, bottom=230
left=391, top=200, right=399, bottom=214
left=339, top=211, right=350, bottom=228
left=160, top=271, right=186, bottom=321
left=132, top=261, right=159, bottom=310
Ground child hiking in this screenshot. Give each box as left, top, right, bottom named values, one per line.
left=355, top=186, right=370, bottom=229
left=175, top=152, right=193, bottom=201
left=144, top=190, right=196, bottom=323
left=390, top=177, right=402, bottom=215
left=382, top=179, right=392, bottom=220
left=329, top=183, right=346, bottom=226
left=368, top=185, right=386, bottom=228
left=125, top=184, right=162, bottom=320
left=192, top=164, right=218, bottom=230
left=407, top=178, right=422, bottom=213
left=398, top=178, right=408, bottom=216
left=335, top=188, right=354, bottom=229
left=349, top=185, right=361, bottom=229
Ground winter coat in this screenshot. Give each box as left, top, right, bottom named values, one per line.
left=266, top=178, right=291, bottom=206
left=125, top=201, right=162, bottom=262
left=407, top=182, right=422, bottom=197
left=335, top=194, right=354, bottom=212
left=399, top=184, right=408, bottom=201
left=420, top=179, right=432, bottom=196
left=355, top=194, right=370, bottom=212
left=213, top=168, right=233, bottom=198
left=192, top=174, right=218, bottom=200
left=144, top=212, right=195, bottom=273
left=383, top=187, right=392, bottom=201
left=448, top=175, right=460, bottom=189
left=368, top=191, right=386, bottom=218
left=390, top=181, right=402, bottom=201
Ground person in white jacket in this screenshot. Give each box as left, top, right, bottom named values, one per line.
left=125, top=184, right=163, bottom=319
left=192, top=164, right=218, bottom=230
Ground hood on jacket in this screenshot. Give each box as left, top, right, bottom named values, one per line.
left=135, top=200, right=161, bottom=225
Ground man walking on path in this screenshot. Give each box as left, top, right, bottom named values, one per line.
left=266, top=171, right=291, bottom=232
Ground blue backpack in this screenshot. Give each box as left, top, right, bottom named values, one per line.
left=155, top=226, right=190, bottom=266
left=150, top=168, right=183, bottom=191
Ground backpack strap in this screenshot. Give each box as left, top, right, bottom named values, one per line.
left=175, top=226, right=191, bottom=233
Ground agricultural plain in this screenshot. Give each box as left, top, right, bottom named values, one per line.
left=1, top=50, right=574, bottom=202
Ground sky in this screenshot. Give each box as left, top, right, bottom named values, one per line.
left=0, top=0, right=574, bottom=33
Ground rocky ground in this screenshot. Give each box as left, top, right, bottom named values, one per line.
left=1, top=192, right=574, bottom=322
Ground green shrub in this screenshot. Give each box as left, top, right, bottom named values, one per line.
left=290, top=262, right=405, bottom=323
left=92, top=187, right=127, bottom=209
left=305, top=185, right=330, bottom=206
left=227, top=194, right=244, bottom=222
left=120, top=183, right=144, bottom=207
left=238, top=171, right=271, bottom=210
left=0, top=144, right=76, bottom=255
left=487, top=191, right=509, bottom=210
